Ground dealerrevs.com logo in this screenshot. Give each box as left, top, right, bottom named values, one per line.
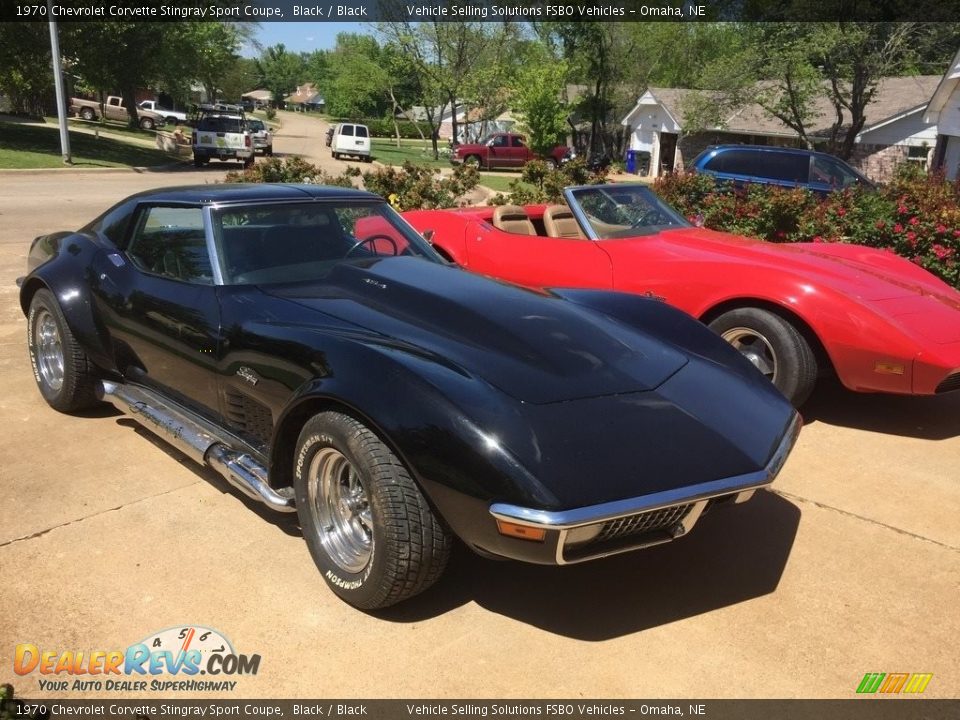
left=14, top=626, right=260, bottom=692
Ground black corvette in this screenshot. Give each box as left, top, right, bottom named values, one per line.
left=19, top=184, right=801, bottom=609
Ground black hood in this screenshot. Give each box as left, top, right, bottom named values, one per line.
left=262, top=257, right=689, bottom=404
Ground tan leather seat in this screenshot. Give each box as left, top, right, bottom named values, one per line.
left=492, top=205, right=536, bottom=235
left=543, top=205, right=584, bottom=239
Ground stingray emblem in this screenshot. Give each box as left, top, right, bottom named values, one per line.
left=236, top=366, right=260, bottom=386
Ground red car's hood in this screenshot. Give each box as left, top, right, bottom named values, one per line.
left=651, top=227, right=959, bottom=305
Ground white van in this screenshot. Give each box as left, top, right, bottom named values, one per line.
left=330, top=123, right=371, bottom=162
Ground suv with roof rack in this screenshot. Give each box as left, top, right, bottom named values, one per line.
left=192, top=105, right=253, bottom=168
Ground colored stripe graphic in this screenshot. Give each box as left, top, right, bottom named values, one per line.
left=903, top=673, right=933, bottom=694
left=856, top=672, right=933, bottom=694
left=856, top=673, right=885, bottom=693
left=879, top=673, right=909, bottom=693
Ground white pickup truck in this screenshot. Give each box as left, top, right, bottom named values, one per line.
left=138, top=100, right=188, bottom=125
left=192, top=105, right=254, bottom=168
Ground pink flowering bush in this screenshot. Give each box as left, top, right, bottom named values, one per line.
left=655, top=167, right=960, bottom=289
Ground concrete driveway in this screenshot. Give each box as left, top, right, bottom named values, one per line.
left=0, top=120, right=958, bottom=700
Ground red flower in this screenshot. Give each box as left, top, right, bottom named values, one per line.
left=933, top=244, right=953, bottom=260
left=909, top=216, right=920, bottom=226
left=894, top=223, right=904, bottom=233
left=837, top=207, right=847, bottom=217
left=911, top=256, right=924, bottom=265
left=907, top=231, right=918, bottom=247
left=875, top=220, right=886, bottom=230
left=936, top=224, right=948, bottom=234
left=812, top=235, right=824, bottom=243
left=898, top=205, right=909, bottom=214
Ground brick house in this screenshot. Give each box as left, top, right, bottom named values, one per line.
left=621, top=76, right=940, bottom=180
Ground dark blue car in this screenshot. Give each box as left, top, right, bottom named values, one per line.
left=689, top=145, right=873, bottom=194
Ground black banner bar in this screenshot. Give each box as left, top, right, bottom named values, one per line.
left=1, top=0, right=958, bottom=23
left=2, top=699, right=960, bottom=720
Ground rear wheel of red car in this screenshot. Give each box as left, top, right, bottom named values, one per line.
left=708, top=307, right=817, bottom=407
left=464, top=154, right=481, bottom=169
left=294, top=411, right=451, bottom=609
left=545, top=158, right=558, bottom=170
left=27, top=289, right=99, bottom=413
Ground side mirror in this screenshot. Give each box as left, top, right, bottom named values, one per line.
left=421, top=229, right=435, bottom=242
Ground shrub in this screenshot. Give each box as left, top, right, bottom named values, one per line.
left=489, top=158, right=609, bottom=206
left=360, top=161, right=479, bottom=210
left=655, top=169, right=960, bottom=289
left=222, top=156, right=358, bottom=187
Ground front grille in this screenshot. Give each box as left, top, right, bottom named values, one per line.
left=596, top=503, right=693, bottom=542
left=935, top=373, right=960, bottom=394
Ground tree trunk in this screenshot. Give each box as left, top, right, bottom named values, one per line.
left=120, top=86, right=139, bottom=128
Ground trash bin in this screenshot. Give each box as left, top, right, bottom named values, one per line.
left=625, top=149, right=637, bottom=174
left=637, top=151, right=651, bottom=176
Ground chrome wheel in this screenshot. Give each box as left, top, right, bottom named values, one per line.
left=721, top=326, right=777, bottom=379
left=34, top=309, right=65, bottom=391
left=308, top=448, right=372, bottom=574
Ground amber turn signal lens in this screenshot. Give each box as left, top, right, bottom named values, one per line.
left=495, top=520, right=546, bottom=542
left=874, top=361, right=905, bottom=375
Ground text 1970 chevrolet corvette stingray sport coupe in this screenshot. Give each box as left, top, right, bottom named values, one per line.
left=403, top=184, right=960, bottom=406
left=20, top=184, right=800, bottom=609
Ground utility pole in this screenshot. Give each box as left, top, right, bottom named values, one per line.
left=47, top=0, right=72, bottom=164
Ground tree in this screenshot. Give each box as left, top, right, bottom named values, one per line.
left=377, top=20, right=517, bottom=157
left=255, top=44, right=306, bottom=108
left=324, top=33, right=388, bottom=118
left=0, top=22, right=54, bottom=117
left=510, top=59, right=569, bottom=156
left=534, top=22, right=635, bottom=156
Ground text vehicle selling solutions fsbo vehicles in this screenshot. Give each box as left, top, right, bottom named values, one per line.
left=19, top=184, right=800, bottom=609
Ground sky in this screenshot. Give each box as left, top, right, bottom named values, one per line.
left=242, top=22, right=371, bottom=56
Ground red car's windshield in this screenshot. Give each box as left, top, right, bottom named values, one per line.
left=567, top=185, right=691, bottom=239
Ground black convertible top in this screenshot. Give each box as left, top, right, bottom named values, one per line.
left=120, top=184, right=380, bottom=206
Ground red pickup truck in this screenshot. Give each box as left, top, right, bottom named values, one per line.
left=451, top=132, right=572, bottom=170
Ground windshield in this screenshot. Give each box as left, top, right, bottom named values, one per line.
left=247, top=120, right=265, bottom=132
left=566, top=185, right=690, bottom=239
left=213, top=200, right=443, bottom=285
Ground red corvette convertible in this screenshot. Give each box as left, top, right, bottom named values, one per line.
left=403, top=183, right=960, bottom=405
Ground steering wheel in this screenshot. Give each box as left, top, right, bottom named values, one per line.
left=344, top=234, right=399, bottom=258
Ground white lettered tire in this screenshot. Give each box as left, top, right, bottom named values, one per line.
left=294, top=411, right=451, bottom=609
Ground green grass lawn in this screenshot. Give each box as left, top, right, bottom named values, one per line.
left=371, top=138, right=451, bottom=170
left=0, top=120, right=180, bottom=169
left=477, top=174, right=532, bottom=194
left=64, top=117, right=160, bottom=142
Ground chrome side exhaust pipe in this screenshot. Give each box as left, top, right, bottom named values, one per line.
left=97, top=381, right=295, bottom=512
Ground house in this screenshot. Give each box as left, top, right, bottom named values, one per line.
left=621, top=76, right=941, bottom=180
left=241, top=89, right=273, bottom=108
left=399, top=102, right=512, bottom=142
left=283, top=84, right=324, bottom=112
left=924, top=48, right=960, bottom=180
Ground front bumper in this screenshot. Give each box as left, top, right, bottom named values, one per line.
left=194, top=147, right=253, bottom=160
left=488, top=412, right=802, bottom=564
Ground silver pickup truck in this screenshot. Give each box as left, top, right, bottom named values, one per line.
left=192, top=106, right=253, bottom=168
left=70, top=95, right=166, bottom=130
